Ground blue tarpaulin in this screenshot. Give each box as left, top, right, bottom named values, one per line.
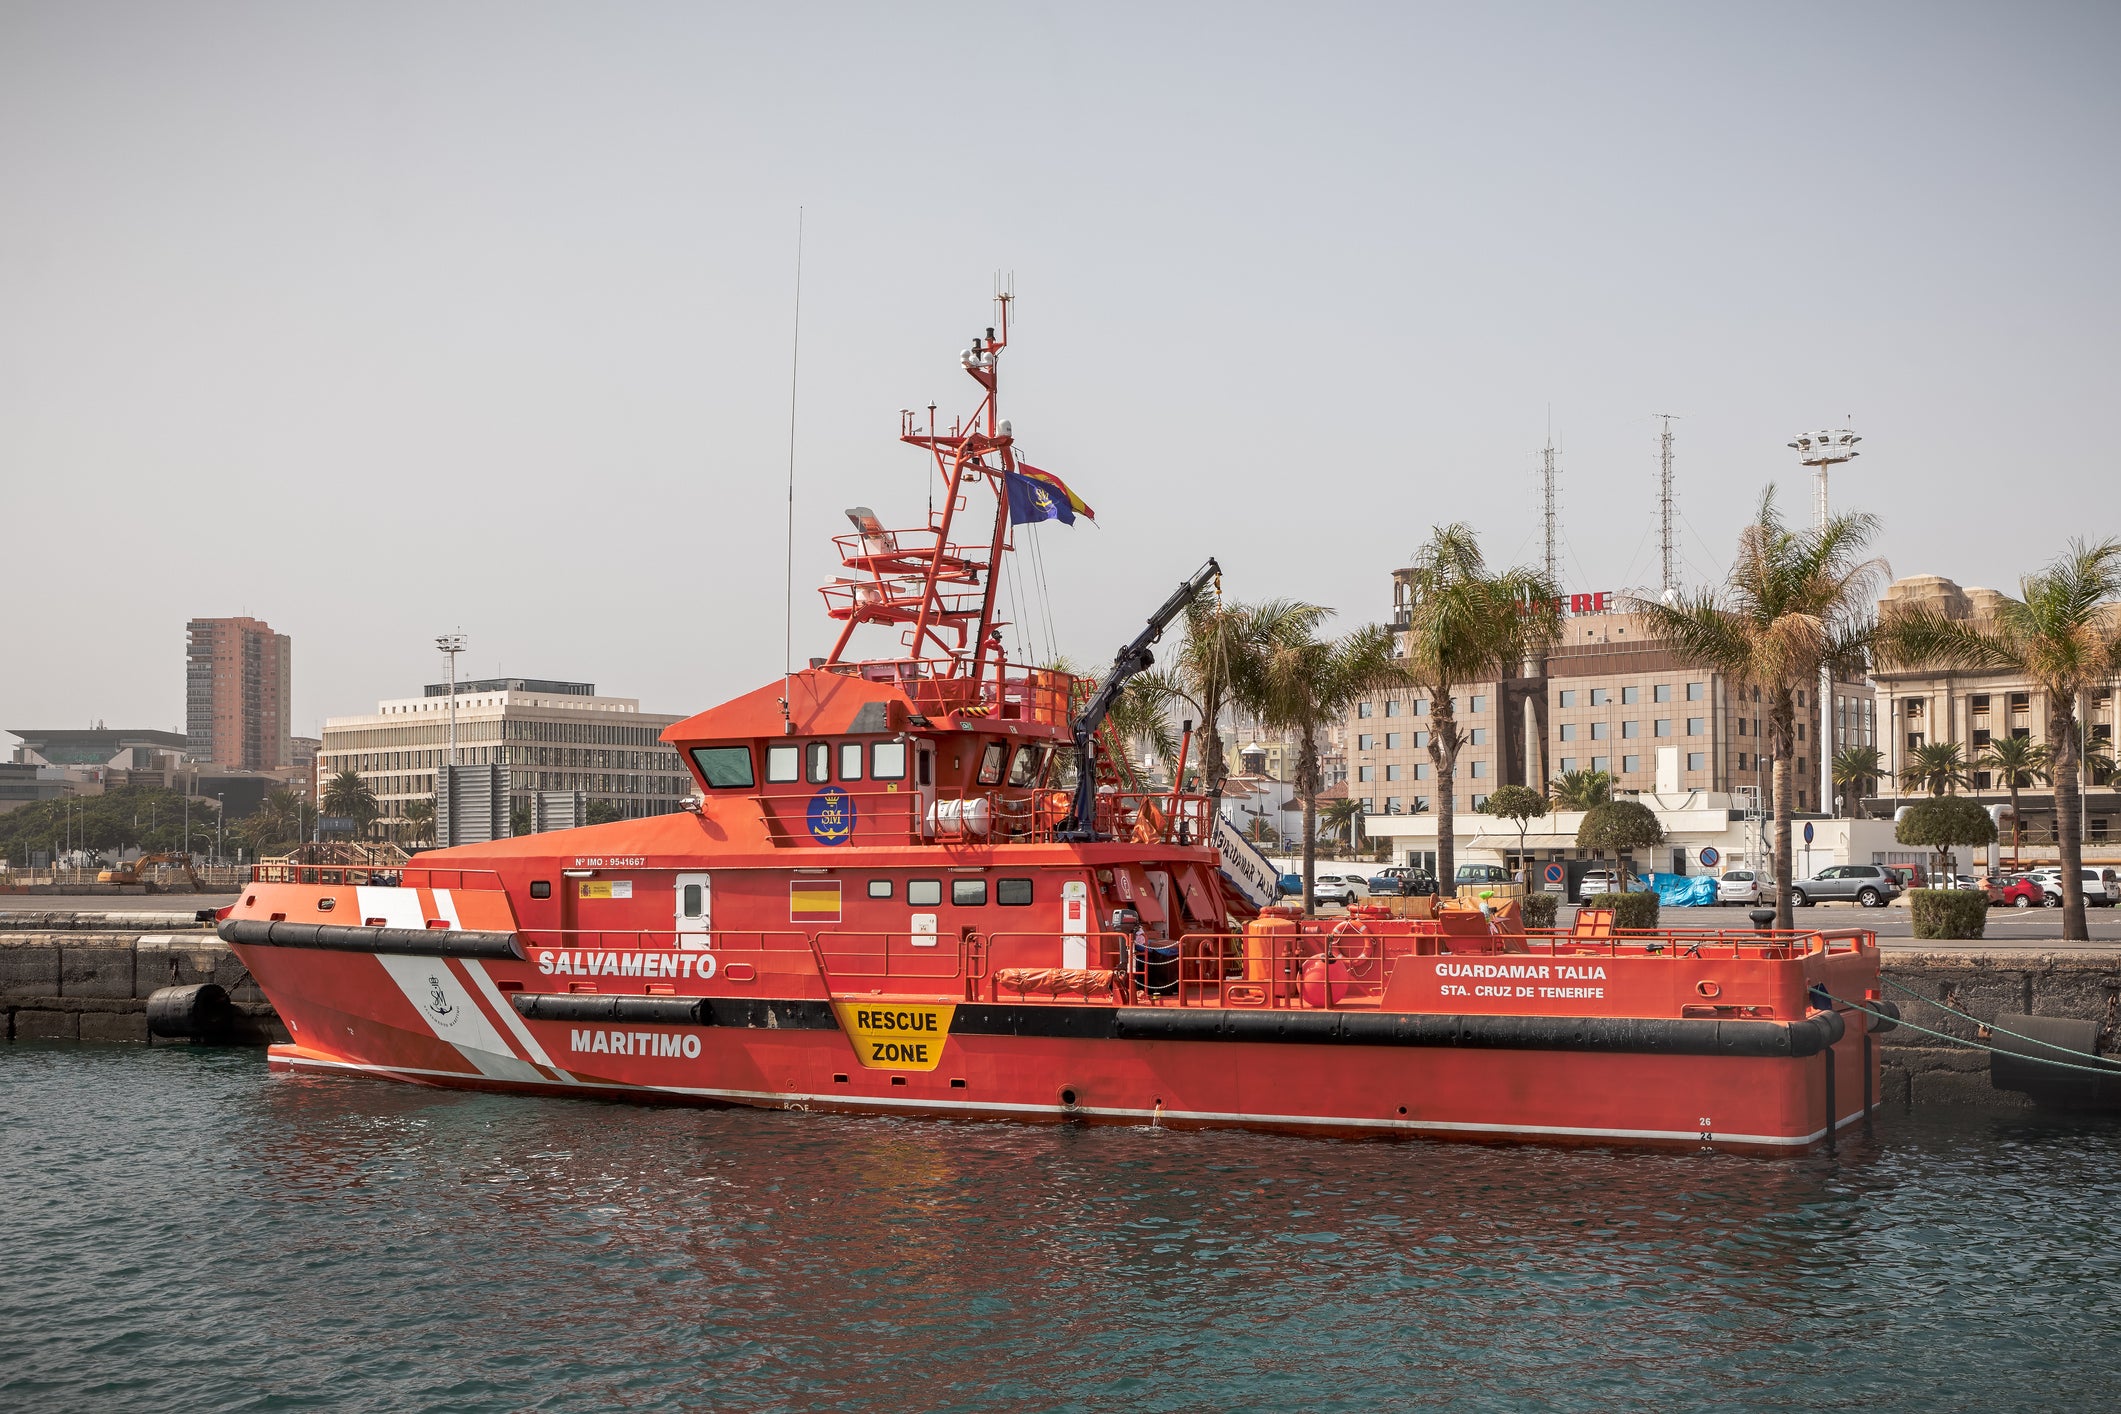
left=1644, top=873, right=1720, bottom=907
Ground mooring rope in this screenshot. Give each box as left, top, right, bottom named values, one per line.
left=1877, top=974, right=2113, bottom=1065
left=1821, top=989, right=2121, bottom=1079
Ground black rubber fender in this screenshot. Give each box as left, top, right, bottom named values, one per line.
left=1866, top=998, right=1901, bottom=1035
left=510, top=993, right=708, bottom=1025
left=219, top=917, right=524, bottom=961
left=1990, top=1011, right=2121, bottom=1109
left=146, top=983, right=233, bottom=1041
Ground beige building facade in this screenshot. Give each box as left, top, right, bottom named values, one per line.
left=1872, top=574, right=2118, bottom=854
left=320, top=677, right=688, bottom=834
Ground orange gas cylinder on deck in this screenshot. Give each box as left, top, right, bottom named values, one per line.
left=1244, top=905, right=1302, bottom=985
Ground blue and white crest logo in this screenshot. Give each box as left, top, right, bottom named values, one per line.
left=807, top=786, right=856, bottom=845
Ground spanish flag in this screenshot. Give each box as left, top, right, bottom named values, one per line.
left=790, top=880, right=843, bottom=923
left=1006, top=463, right=1095, bottom=526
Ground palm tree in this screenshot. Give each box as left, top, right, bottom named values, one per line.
left=1832, top=743, right=1884, bottom=818
left=1976, top=735, right=2049, bottom=864
left=1898, top=741, right=1973, bottom=797
left=1634, top=487, right=1887, bottom=929
left=1142, top=597, right=1328, bottom=801
left=1320, top=796, right=1367, bottom=854
left=1547, top=768, right=1613, bottom=811
left=322, top=770, right=379, bottom=838
left=1880, top=538, right=2121, bottom=939
left=1395, top=525, right=1563, bottom=896
left=237, top=789, right=305, bottom=857
left=401, top=797, right=436, bottom=848
left=1246, top=621, right=1400, bottom=915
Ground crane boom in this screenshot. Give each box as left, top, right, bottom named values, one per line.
left=1059, top=557, right=1220, bottom=840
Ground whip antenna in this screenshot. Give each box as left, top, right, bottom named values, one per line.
left=781, top=207, right=804, bottom=733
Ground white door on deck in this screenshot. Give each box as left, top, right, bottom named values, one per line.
left=675, top=873, right=711, bottom=949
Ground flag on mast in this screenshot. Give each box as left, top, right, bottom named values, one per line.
left=1003, top=463, right=1096, bottom=526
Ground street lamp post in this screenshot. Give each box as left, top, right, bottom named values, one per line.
left=1788, top=429, right=1861, bottom=818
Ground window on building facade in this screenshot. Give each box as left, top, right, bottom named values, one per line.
left=1591, top=756, right=1609, bottom=773
left=1414, top=762, right=1430, bottom=779
left=1385, top=732, right=1401, bottom=749
left=1471, top=794, right=1489, bottom=810
left=1358, top=765, right=1374, bottom=782
left=1385, top=796, right=1403, bottom=814
left=1590, top=721, right=1608, bottom=740
left=1622, top=686, right=1640, bottom=705
left=1559, top=758, right=1576, bottom=773
left=1737, top=718, right=1749, bottom=736
left=1623, top=754, right=1640, bottom=773
left=1469, top=728, right=1487, bottom=745
left=2094, top=816, right=2111, bottom=842
left=1970, top=694, right=1990, bottom=714
left=1470, top=695, right=1487, bottom=713
left=1413, top=700, right=1429, bottom=715
left=1654, top=684, right=1672, bottom=703
left=1621, top=720, right=1639, bottom=738
left=1414, top=730, right=1430, bottom=748
left=1589, top=688, right=1609, bottom=706
left=1797, top=690, right=1806, bottom=707
left=1973, top=728, right=1992, bottom=747
left=2010, top=692, right=2030, bottom=712
left=1687, top=752, right=1706, bottom=771
left=1687, top=718, right=1706, bottom=736
left=1357, top=733, right=1374, bottom=750
left=1908, top=732, right=1925, bottom=751
left=1654, top=719, right=1672, bottom=737
left=1470, top=760, right=1487, bottom=778
left=1385, top=699, right=1401, bottom=717
left=1974, top=770, right=1994, bottom=790
left=1358, top=702, right=1373, bottom=718
left=1796, top=724, right=1806, bottom=742
left=1687, top=682, right=1706, bottom=702
left=1385, top=764, right=1400, bottom=781
left=1412, top=795, right=1428, bottom=813
left=1559, top=690, right=1576, bottom=707
left=1559, top=723, right=1577, bottom=741
left=1738, top=752, right=1749, bottom=770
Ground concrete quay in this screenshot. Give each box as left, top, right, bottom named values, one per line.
left=0, top=920, right=285, bottom=1045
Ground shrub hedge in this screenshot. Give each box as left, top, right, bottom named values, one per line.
left=1587, top=890, right=1660, bottom=930
left=1521, top=891, right=1559, bottom=929
left=1910, top=888, right=1987, bottom=940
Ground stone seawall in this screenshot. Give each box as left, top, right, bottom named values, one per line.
left=0, top=930, right=285, bottom=1044
left=1878, top=953, right=2120, bottom=1107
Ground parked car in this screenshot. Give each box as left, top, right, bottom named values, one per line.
left=1454, top=864, right=1513, bottom=889
left=2029, top=867, right=2121, bottom=907
left=1311, top=874, right=1370, bottom=905
left=1577, top=869, right=1649, bottom=899
left=1716, top=870, right=1761, bottom=906
left=1277, top=872, right=1304, bottom=898
left=1989, top=875, right=2046, bottom=908
left=1369, top=870, right=1439, bottom=897
left=1787, top=864, right=1903, bottom=908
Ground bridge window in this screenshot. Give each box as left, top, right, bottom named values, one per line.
left=839, top=743, right=864, bottom=781
left=695, top=746, right=758, bottom=788
left=908, top=879, right=942, bottom=906
left=997, top=878, right=1033, bottom=906
left=977, top=742, right=1006, bottom=785
left=872, top=741, right=907, bottom=779
left=1008, top=744, right=1047, bottom=786
left=952, top=879, right=988, bottom=906
left=806, top=742, right=831, bottom=783
left=764, top=744, right=799, bottom=783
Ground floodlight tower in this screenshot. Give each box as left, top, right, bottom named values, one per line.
left=436, top=631, right=466, bottom=767
left=1787, top=429, right=1861, bottom=814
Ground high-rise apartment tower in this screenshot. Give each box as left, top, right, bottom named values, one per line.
left=185, top=616, right=292, bottom=771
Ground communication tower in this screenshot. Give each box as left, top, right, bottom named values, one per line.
left=1655, top=415, right=1680, bottom=602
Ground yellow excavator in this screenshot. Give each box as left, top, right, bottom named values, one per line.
left=98, top=852, right=203, bottom=891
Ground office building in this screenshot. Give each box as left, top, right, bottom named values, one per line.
left=186, top=617, right=292, bottom=771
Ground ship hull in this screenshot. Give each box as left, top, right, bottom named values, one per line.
left=243, top=944, right=1878, bottom=1155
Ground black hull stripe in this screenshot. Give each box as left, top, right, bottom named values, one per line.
left=500, top=995, right=1847, bottom=1059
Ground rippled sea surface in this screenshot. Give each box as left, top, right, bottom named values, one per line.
left=5, top=1044, right=2120, bottom=1412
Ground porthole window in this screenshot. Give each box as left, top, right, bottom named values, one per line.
left=868, top=879, right=893, bottom=899
left=952, top=878, right=988, bottom=906
left=997, top=878, right=1033, bottom=906
left=908, top=879, right=942, bottom=906
left=529, top=880, right=552, bottom=900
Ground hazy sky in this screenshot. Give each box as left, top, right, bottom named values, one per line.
left=4, top=2, right=2116, bottom=749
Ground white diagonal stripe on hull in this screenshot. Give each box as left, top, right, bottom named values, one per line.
left=374, top=954, right=545, bottom=1083
left=462, top=960, right=575, bottom=1082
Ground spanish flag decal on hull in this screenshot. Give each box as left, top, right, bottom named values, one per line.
left=790, top=880, right=842, bottom=924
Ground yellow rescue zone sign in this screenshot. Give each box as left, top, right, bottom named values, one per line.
left=833, top=1002, right=957, bottom=1071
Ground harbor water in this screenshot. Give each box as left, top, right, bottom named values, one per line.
left=4, top=1043, right=2118, bottom=1411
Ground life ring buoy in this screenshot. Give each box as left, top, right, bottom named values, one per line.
left=1328, top=918, right=1375, bottom=970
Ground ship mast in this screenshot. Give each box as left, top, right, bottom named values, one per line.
left=821, top=293, right=1021, bottom=682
